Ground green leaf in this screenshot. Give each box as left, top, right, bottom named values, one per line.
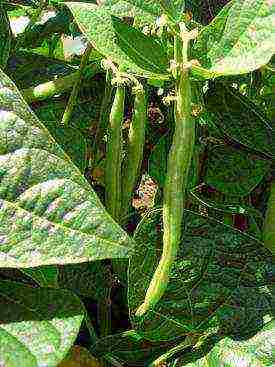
left=58, top=262, right=110, bottom=300
left=204, top=145, right=271, bottom=197
left=194, top=0, right=275, bottom=76
left=33, top=104, right=88, bottom=172
left=116, top=0, right=162, bottom=16
left=129, top=209, right=271, bottom=341
left=6, top=51, right=76, bottom=89
left=263, top=181, right=275, bottom=255
left=123, top=1, right=186, bottom=21
left=0, top=68, right=133, bottom=268
left=0, top=3, right=12, bottom=68
left=0, top=280, right=84, bottom=366
left=157, top=0, right=185, bottom=21
left=92, top=329, right=179, bottom=365
left=103, top=0, right=157, bottom=27
left=148, top=132, right=172, bottom=187
left=111, top=15, right=169, bottom=74
left=205, top=84, right=273, bottom=158
left=34, top=97, right=102, bottom=130
left=181, top=320, right=274, bottom=367
left=109, top=0, right=185, bottom=24
left=21, top=266, right=59, bottom=287
left=66, top=1, right=169, bottom=78
left=189, top=185, right=264, bottom=240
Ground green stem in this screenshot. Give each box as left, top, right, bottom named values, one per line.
left=121, top=85, right=147, bottom=222
left=222, top=193, right=234, bottom=225
left=84, top=311, right=98, bottom=345
left=135, top=32, right=194, bottom=316
left=22, top=63, right=100, bottom=103
left=98, top=288, right=112, bottom=338
left=105, top=84, right=125, bottom=222
left=61, top=44, right=92, bottom=125
left=263, top=180, right=275, bottom=255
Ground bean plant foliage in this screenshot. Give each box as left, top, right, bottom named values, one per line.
left=0, top=0, right=274, bottom=366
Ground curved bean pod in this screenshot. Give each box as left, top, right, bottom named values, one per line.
left=135, top=69, right=194, bottom=317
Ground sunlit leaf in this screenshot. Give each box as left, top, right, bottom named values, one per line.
left=179, top=320, right=274, bottom=367
left=0, top=280, right=84, bottom=366
left=194, top=0, right=275, bottom=76
left=66, top=1, right=168, bottom=78
left=0, top=68, right=133, bottom=268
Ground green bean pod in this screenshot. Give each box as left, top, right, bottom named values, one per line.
left=135, top=67, right=194, bottom=317
left=121, top=86, right=147, bottom=221
left=105, top=85, right=125, bottom=221
left=263, top=180, right=275, bottom=255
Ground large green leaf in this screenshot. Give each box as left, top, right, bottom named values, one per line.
left=115, top=0, right=162, bottom=16
left=34, top=104, right=88, bottom=172
left=101, top=0, right=157, bottom=27
left=58, top=261, right=110, bottom=300
left=128, top=209, right=272, bottom=341
left=0, top=280, right=84, bottom=366
left=111, top=15, right=169, bottom=74
left=204, top=145, right=270, bottom=196
left=0, top=3, right=12, bottom=68
left=0, top=68, right=133, bottom=268
left=122, top=0, right=186, bottom=21
left=205, top=83, right=273, bottom=158
left=194, top=0, right=275, bottom=76
left=176, top=319, right=274, bottom=367
left=66, top=1, right=168, bottom=78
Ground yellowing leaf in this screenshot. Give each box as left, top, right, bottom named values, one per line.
left=58, top=346, right=103, bottom=367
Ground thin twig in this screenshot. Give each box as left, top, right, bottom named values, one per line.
left=61, top=44, right=93, bottom=125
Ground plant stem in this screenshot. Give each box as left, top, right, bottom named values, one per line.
left=121, top=85, right=147, bottom=222
left=61, top=44, right=92, bottom=125
left=22, top=63, right=100, bottom=103
left=98, top=287, right=112, bottom=338
left=105, top=84, right=125, bottom=222
left=135, top=31, right=194, bottom=316
left=263, top=179, right=275, bottom=255
left=84, top=311, right=98, bottom=345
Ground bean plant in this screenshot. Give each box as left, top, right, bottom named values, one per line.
left=0, top=0, right=274, bottom=366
